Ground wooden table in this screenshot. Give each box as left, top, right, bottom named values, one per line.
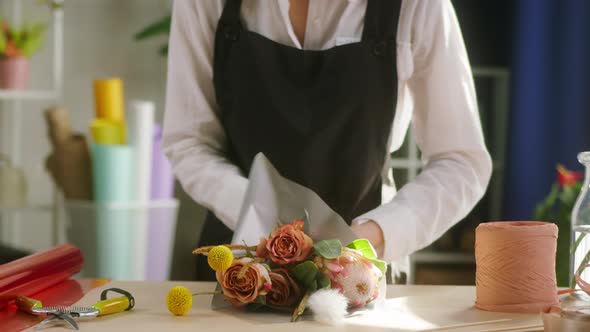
left=33, top=281, right=544, bottom=332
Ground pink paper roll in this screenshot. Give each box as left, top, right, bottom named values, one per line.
left=475, top=221, right=559, bottom=313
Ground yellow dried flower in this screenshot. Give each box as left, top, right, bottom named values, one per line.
left=166, top=286, right=192, bottom=316
left=208, top=245, right=234, bottom=272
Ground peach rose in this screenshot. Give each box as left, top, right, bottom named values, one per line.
left=265, top=220, right=313, bottom=265
left=256, top=237, right=268, bottom=259
left=267, top=268, right=302, bottom=307
left=216, top=257, right=272, bottom=306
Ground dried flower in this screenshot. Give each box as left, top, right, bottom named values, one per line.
left=166, top=286, right=192, bottom=316
left=267, top=268, right=302, bottom=307
left=208, top=245, right=234, bottom=272
left=315, top=248, right=382, bottom=308
left=264, top=220, right=313, bottom=265
left=216, top=257, right=271, bottom=306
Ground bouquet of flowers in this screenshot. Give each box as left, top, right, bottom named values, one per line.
left=192, top=219, right=386, bottom=322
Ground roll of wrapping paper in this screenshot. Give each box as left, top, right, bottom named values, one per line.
left=0, top=244, right=83, bottom=309
left=92, top=144, right=133, bottom=202
left=90, top=119, right=125, bottom=145
left=150, top=125, right=174, bottom=200
left=94, top=78, right=125, bottom=122
left=127, top=100, right=155, bottom=280
left=45, top=107, right=93, bottom=200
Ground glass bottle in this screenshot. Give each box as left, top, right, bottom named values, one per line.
left=571, top=151, right=590, bottom=287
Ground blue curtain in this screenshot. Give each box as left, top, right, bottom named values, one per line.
left=503, top=0, right=590, bottom=219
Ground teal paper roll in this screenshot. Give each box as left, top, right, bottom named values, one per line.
left=92, top=144, right=133, bottom=202
left=96, top=205, right=133, bottom=279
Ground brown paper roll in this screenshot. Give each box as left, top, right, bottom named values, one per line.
left=45, top=107, right=93, bottom=200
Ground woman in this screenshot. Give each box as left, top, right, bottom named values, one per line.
left=163, top=0, right=492, bottom=281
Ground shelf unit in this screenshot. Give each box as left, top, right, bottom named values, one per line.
left=0, top=0, right=64, bottom=248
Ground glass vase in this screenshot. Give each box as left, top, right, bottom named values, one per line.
left=571, top=151, right=590, bottom=287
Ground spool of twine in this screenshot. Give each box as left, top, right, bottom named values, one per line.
left=475, top=221, right=559, bottom=313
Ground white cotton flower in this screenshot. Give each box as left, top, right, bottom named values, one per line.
left=307, top=288, right=348, bottom=325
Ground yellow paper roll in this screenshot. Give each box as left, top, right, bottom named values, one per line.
left=94, top=78, right=125, bottom=122
left=90, top=119, right=125, bottom=145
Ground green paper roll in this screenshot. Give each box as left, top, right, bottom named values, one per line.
left=92, top=144, right=133, bottom=202
left=92, top=144, right=134, bottom=279
left=96, top=204, right=133, bottom=280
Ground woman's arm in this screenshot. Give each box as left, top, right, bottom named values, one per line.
left=354, top=0, right=493, bottom=263
left=163, top=0, right=247, bottom=230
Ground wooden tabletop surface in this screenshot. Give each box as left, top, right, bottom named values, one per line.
left=28, top=281, right=544, bottom=332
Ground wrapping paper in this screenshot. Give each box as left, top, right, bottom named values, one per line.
left=0, top=244, right=83, bottom=309
left=212, top=153, right=359, bottom=309
left=90, top=119, right=125, bottom=145
left=45, top=107, right=93, bottom=200
left=94, top=78, right=125, bottom=122
left=92, top=144, right=133, bottom=202
left=127, top=100, right=155, bottom=279
left=127, top=100, right=155, bottom=201
left=150, top=125, right=174, bottom=200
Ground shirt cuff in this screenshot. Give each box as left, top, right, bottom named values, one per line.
left=353, top=202, right=418, bottom=264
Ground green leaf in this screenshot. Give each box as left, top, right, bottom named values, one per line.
left=0, top=32, right=5, bottom=54
left=291, top=261, right=318, bottom=287
left=370, top=258, right=388, bottom=276
left=158, top=44, right=168, bottom=56
left=135, top=15, right=172, bottom=41
left=314, top=240, right=342, bottom=259
left=317, top=272, right=331, bottom=289
left=346, top=239, right=377, bottom=259
left=290, top=261, right=330, bottom=291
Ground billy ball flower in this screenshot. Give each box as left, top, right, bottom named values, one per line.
left=166, top=286, right=192, bottom=316
left=208, top=245, right=234, bottom=272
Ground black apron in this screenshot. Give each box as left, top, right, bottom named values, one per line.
left=196, top=0, right=401, bottom=280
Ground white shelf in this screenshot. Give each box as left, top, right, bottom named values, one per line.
left=0, top=204, right=53, bottom=213
left=0, top=89, right=58, bottom=101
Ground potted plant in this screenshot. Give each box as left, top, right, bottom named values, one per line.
left=135, top=15, right=171, bottom=56
left=534, top=165, right=583, bottom=287
left=0, top=20, right=46, bottom=90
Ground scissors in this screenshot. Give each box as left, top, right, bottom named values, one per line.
left=33, top=311, right=79, bottom=330
left=17, top=288, right=135, bottom=330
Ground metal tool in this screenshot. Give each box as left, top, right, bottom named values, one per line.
left=16, top=288, right=135, bottom=330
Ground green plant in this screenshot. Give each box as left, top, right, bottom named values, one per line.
left=533, top=165, right=583, bottom=287
left=0, top=20, right=47, bottom=58
left=135, top=15, right=171, bottom=56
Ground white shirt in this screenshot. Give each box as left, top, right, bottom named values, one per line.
left=163, top=0, right=493, bottom=264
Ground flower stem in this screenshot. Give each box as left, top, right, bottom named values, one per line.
left=192, top=291, right=222, bottom=296
left=192, top=244, right=257, bottom=255
left=291, top=290, right=310, bottom=322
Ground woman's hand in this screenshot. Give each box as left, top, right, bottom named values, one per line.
left=351, top=220, right=384, bottom=257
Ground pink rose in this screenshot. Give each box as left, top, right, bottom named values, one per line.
left=265, top=220, right=313, bottom=265
left=267, top=268, right=302, bottom=307
left=216, top=257, right=272, bottom=306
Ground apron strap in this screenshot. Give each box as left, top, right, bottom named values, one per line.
left=219, top=0, right=243, bottom=41
left=362, top=0, right=402, bottom=54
